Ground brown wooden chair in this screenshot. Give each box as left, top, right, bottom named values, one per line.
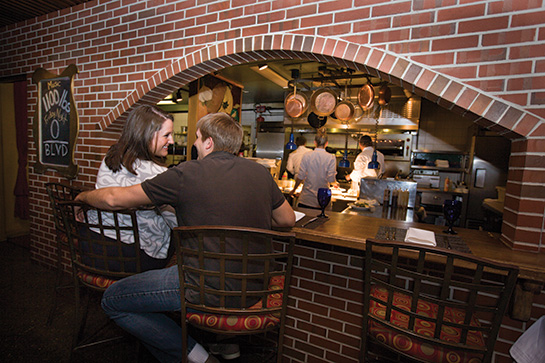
left=45, top=182, right=83, bottom=326
left=58, top=200, right=145, bottom=356
left=173, top=225, right=296, bottom=363
left=361, top=239, right=519, bottom=363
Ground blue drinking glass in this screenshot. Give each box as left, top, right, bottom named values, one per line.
left=443, top=199, right=462, bottom=234
left=317, top=188, right=332, bottom=218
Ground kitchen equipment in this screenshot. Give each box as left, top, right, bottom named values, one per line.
left=307, top=112, right=327, bottom=128
left=357, top=82, right=374, bottom=110
left=311, top=88, right=337, bottom=116
left=285, top=133, right=297, bottom=150
left=413, top=174, right=440, bottom=189
left=378, top=84, right=391, bottom=106
left=334, top=83, right=355, bottom=122
left=338, top=132, right=350, bottom=167
left=334, top=99, right=355, bottom=122
left=255, top=132, right=285, bottom=160
left=375, top=134, right=413, bottom=160
left=353, top=104, right=364, bottom=121
left=284, top=86, right=308, bottom=118
left=466, top=135, right=510, bottom=225
left=359, top=179, right=417, bottom=208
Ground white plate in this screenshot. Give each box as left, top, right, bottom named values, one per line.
left=348, top=202, right=371, bottom=211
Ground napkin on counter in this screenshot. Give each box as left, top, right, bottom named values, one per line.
left=294, top=211, right=305, bottom=222
left=404, top=227, right=437, bottom=246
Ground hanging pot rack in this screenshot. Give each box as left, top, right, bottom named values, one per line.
left=287, top=74, right=384, bottom=91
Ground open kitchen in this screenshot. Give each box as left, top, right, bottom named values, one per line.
left=158, top=60, right=509, bottom=233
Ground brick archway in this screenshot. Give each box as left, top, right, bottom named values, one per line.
left=101, top=34, right=542, bottom=137
left=101, top=34, right=544, bottom=252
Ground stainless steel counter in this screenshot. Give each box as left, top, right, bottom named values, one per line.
left=341, top=205, right=415, bottom=222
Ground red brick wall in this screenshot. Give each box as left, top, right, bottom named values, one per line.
left=288, top=241, right=545, bottom=363
left=1, top=1, right=544, bottom=361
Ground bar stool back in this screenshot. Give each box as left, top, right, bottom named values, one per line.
left=361, top=239, right=518, bottom=363
left=45, top=182, right=82, bottom=326
left=173, top=225, right=295, bottom=363
left=58, top=200, right=145, bottom=357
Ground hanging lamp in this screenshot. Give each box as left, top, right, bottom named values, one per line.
left=368, top=105, right=381, bottom=170
left=339, top=132, right=350, bottom=167
left=286, top=72, right=299, bottom=151
left=286, top=132, right=297, bottom=150
left=368, top=150, right=379, bottom=169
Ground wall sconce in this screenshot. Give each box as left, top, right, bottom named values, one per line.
left=258, top=64, right=268, bottom=71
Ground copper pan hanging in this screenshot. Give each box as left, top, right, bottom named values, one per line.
left=310, top=88, right=337, bottom=117
left=378, top=84, right=392, bottom=106
left=353, top=104, right=364, bottom=121
left=357, top=81, right=375, bottom=110
left=284, top=85, right=309, bottom=118
left=334, top=84, right=355, bottom=122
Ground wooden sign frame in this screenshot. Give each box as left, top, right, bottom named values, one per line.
left=32, top=64, right=79, bottom=179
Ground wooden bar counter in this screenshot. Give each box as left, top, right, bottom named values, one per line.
left=274, top=208, right=543, bottom=361
left=290, top=207, right=545, bottom=282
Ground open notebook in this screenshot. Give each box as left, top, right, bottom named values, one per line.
left=404, top=227, right=437, bottom=246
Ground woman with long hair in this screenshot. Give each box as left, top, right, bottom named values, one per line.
left=91, top=104, right=177, bottom=270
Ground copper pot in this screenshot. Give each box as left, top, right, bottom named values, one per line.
left=310, top=88, right=337, bottom=116
left=334, top=101, right=355, bottom=122
left=285, top=91, right=309, bottom=118
left=357, top=83, right=375, bottom=110
left=378, top=84, right=391, bottom=106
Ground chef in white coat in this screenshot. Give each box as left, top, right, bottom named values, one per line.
left=346, top=135, right=384, bottom=192
left=286, top=135, right=312, bottom=179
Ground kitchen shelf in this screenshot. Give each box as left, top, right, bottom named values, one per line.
left=411, top=150, right=468, bottom=172
left=410, top=165, right=467, bottom=172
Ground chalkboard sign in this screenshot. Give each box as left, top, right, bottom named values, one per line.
left=33, top=64, right=79, bottom=179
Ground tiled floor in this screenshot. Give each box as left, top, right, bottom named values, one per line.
left=0, top=238, right=268, bottom=363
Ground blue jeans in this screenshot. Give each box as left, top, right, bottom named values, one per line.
left=101, top=266, right=196, bottom=363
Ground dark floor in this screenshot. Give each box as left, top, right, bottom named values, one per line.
left=0, top=238, right=268, bottom=363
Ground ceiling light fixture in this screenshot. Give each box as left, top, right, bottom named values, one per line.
left=258, top=64, right=268, bottom=70
left=157, top=94, right=176, bottom=105
left=175, top=89, right=183, bottom=103
left=249, top=65, right=289, bottom=88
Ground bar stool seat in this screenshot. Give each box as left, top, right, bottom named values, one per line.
left=361, top=239, right=519, bottom=363
left=368, top=285, right=485, bottom=363
left=186, top=275, right=285, bottom=332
